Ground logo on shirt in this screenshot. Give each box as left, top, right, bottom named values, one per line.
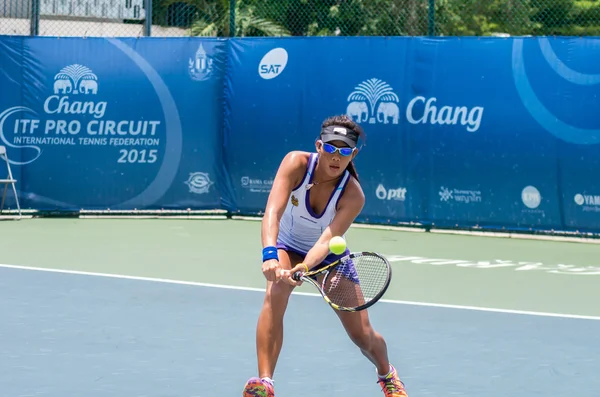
left=291, top=194, right=298, bottom=206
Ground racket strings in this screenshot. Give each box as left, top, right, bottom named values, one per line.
left=323, top=253, right=390, bottom=309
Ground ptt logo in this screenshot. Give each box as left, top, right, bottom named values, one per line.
left=259, top=48, right=288, bottom=80
left=376, top=184, right=406, bottom=201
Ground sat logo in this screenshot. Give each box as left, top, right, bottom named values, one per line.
left=258, top=48, right=288, bottom=80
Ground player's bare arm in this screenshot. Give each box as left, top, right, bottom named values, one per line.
left=261, top=151, right=309, bottom=281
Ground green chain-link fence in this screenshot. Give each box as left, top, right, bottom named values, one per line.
left=2, top=0, right=600, bottom=37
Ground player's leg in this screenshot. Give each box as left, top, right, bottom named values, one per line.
left=321, top=272, right=389, bottom=372
left=256, top=249, right=304, bottom=377
left=243, top=249, right=304, bottom=397
left=322, top=266, right=407, bottom=396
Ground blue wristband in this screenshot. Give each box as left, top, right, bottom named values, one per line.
left=262, top=246, right=278, bottom=262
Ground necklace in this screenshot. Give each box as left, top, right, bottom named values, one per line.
left=305, top=175, right=341, bottom=190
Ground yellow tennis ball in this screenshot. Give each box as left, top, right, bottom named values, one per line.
left=329, top=236, right=347, bottom=255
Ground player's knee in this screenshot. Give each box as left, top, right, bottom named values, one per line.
left=346, top=327, right=373, bottom=350
left=264, top=280, right=294, bottom=306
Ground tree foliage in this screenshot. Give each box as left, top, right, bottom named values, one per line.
left=153, top=0, right=600, bottom=37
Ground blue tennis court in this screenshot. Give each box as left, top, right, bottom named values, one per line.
left=1, top=262, right=598, bottom=397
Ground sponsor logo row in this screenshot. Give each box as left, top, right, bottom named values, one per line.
left=184, top=175, right=600, bottom=213
left=185, top=175, right=600, bottom=211
left=375, top=184, right=600, bottom=211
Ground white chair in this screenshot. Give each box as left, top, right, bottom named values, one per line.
left=0, top=146, right=21, bottom=219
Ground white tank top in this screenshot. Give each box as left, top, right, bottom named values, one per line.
left=277, top=153, right=351, bottom=254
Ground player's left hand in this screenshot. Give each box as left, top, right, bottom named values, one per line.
left=280, top=264, right=306, bottom=287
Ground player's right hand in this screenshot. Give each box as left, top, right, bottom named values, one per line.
left=262, top=259, right=282, bottom=281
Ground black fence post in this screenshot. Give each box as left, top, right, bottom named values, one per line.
left=229, top=0, right=236, bottom=37
left=428, top=0, right=435, bottom=36
left=30, top=0, right=40, bottom=36
left=145, top=0, right=153, bottom=36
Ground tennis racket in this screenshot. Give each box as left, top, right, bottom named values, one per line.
left=292, top=251, right=392, bottom=312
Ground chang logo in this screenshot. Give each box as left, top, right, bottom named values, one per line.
left=188, top=43, right=213, bottom=82
left=54, top=64, right=98, bottom=95
left=185, top=172, right=213, bottom=195
left=406, top=97, right=484, bottom=132
left=346, top=78, right=400, bottom=125
left=44, top=65, right=107, bottom=120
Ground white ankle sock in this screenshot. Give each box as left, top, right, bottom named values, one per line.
left=377, top=365, right=393, bottom=378
left=261, top=377, right=274, bottom=386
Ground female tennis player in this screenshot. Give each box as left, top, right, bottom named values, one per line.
left=242, top=115, right=408, bottom=397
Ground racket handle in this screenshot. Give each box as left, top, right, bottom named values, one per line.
left=292, top=271, right=302, bottom=281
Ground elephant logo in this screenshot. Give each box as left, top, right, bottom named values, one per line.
left=346, top=78, right=400, bottom=125
left=53, top=64, right=98, bottom=95
left=377, top=102, right=399, bottom=124
left=53, top=79, right=72, bottom=94
left=79, top=79, right=98, bottom=94
left=346, top=101, right=368, bottom=123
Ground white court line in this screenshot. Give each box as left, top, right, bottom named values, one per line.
left=1, top=263, right=599, bottom=321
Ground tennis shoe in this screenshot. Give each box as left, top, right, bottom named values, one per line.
left=377, top=365, right=408, bottom=397
left=242, top=377, right=275, bottom=397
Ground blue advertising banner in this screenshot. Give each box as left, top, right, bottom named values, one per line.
left=1, top=35, right=599, bottom=234
left=225, top=36, right=600, bottom=232
left=0, top=37, right=228, bottom=211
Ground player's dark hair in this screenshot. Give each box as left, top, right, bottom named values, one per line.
left=321, top=115, right=365, bottom=183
